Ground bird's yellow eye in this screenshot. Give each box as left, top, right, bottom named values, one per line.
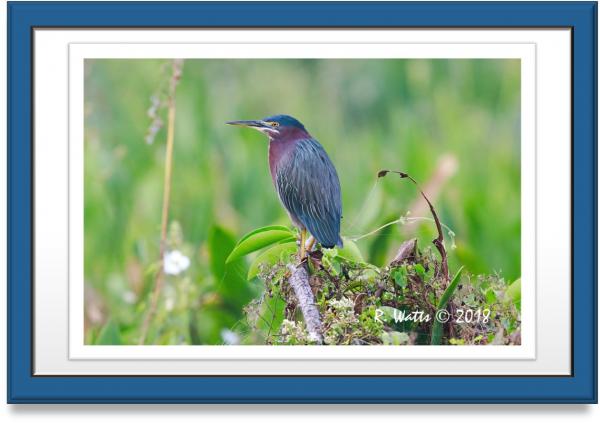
left=269, top=121, right=279, bottom=128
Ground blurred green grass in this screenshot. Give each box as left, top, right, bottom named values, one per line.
left=84, top=59, right=521, bottom=344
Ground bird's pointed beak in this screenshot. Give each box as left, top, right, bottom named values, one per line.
left=226, top=120, right=267, bottom=129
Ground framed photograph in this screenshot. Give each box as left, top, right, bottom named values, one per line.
left=7, top=1, right=597, bottom=403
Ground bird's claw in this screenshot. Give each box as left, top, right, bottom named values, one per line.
left=297, top=255, right=309, bottom=267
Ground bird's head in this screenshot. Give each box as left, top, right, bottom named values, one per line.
left=226, top=114, right=307, bottom=140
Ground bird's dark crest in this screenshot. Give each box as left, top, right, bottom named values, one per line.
left=262, top=114, right=306, bottom=130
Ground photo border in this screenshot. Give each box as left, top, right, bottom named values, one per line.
left=68, top=41, right=536, bottom=364
left=7, top=1, right=597, bottom=403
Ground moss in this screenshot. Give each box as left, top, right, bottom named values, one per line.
left=246, top=246, right=520, bottom=345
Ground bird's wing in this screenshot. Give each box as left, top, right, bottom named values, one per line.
left=275, top=138, right=343, bottom=248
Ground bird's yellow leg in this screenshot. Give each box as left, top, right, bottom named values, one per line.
left=299, top=228, right=306, bottom=261
left=305, top=235, right=316, bottom=253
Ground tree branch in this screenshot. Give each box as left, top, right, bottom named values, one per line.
left=287, top=262, right=323, bottom=344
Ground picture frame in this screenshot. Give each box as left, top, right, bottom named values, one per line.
left=7, top=1, right=597, bottom=403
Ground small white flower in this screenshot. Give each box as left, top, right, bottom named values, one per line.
left=163, top=250, right=190, bottom=275
left=122, top=291, right=137, bottom=304
left=165, top=297, right=175, bottom=311
left=221, top=329, right=240, bottom=345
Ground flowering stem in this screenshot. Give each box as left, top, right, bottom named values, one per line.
left=139, top=60, right=183, bottom=344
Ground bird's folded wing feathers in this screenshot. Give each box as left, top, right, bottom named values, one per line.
left=275, top=138, right=342, bottom=248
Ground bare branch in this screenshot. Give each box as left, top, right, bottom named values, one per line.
left=287, top=262, right=323, bottom=344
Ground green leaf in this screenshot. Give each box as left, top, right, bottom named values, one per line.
left=96, top=319, right=122, bottom=345
left=207, top=225, right=253, bottom=309
left=276, top=236, right=297, bottom=244
left=391, top=266, right=408, bottom=288
left=334, top=237, right=364, bottom=263
left=330, top=257, right=342, bottom=275
left=226, top=228, right=295, bottom=263
left=414, top=263, right=426, bottom=279
left=505, top=278, right=521, bottom=310
left=207, top=225, right=236, bottom=280
left=237, top=225, right=293, bottom=245
left=431, top=266, right=464, bottom=345
left=248, top=241, right=297, bottom=280
left=257, top=292, right=287, bottom=340
left=484, top=288, right=497, bottom=304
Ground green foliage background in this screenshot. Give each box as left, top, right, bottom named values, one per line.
left=84, top=59, right=521, bottom=345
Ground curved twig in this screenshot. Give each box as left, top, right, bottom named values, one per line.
left=378, top=170, right=449, bottom=283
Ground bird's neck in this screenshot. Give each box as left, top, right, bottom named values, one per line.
left=268, top=129, right=309, bottom=179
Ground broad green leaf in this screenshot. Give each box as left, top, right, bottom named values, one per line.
left=431, top=266, right=464, bottom=345
left=207, top=225, right=253, bottom=310
left=277, top=236, right=297, bottom=244
left=334, top=237, right=364, bottom=263
left=207, top=225, right=237, bottom=280
left=226, top=229, right=295, bottom=263
left=237, top=225, right=293, bottom=245
left=96, top=319, right=122, bottom=345
left=248, top=241, right=298, bottom=280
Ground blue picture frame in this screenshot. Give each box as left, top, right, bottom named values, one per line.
left=7, top=1, right=597, bottom=403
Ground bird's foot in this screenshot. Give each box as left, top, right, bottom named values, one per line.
left=297, top=255, right=309, bottom=267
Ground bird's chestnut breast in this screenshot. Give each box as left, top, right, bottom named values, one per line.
left=268, top=129, right=308, bottom=181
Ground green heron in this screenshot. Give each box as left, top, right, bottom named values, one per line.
left=227, top=114, right=343, bottom=259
